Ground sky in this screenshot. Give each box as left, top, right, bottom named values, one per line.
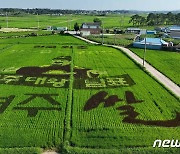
left=0, top=0, right=180, bottom=11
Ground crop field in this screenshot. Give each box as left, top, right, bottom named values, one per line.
left=0, top=31, right=52, bottom=38
left=0, top=34, right=179, bottom=153
left=130, top=48, right=180, bottom=86
left=87, top=34, right=135, bottom=47
left=0, top=14, right=133, bottom=29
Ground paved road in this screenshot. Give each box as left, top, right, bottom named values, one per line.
left=74, top=35, right=180, bottom=97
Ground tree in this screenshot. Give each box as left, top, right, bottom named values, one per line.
left=139, top=16, right=146, bottom=26
left=74, top=22, right=79, bottom=33
left=129, top=14, right=142, bottom=26
left=147, top=13, right=156, bottom=25
left=175, top=13, right=180, bottom=25
left=166, top=12, right=175, bottom=25
left=93, top=18, right=102, bottom=25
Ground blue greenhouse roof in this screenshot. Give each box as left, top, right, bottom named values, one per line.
left=135, top=38, right=168, bottom=45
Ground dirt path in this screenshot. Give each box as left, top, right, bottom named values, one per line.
left=74, top=35, right=180, bottom=97
left=0, top=28, right=35, bottom=32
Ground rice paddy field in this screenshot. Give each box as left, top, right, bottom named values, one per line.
left=87, top=34, right=135, bottom=47
left=130, top=48, right=180, bottom=86
left=0, top=34, right=179, bottom=153
left=0, top=30, right=52, bottom=38
left=0, top=14, right=133, bottom=29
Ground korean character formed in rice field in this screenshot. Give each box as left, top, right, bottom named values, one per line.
left=47, top=78, right=67, bottom=88
left=0, top=75, right=21, bottom=84
left=85, top=79, right=106, bottom=88
left=25, top=77, right=47, bottom=85
left=0, top=95, right=15, bottom=114
left=35, top=77, right=47, bottom=85
left=106, top=77, right=129, bottom=87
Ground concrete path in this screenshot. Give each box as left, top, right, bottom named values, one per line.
left=74, top=35, right=100, bottom=44
left=73, top=35, right=180, bottom=97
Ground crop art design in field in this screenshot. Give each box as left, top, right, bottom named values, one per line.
left=0, top=56, right=135, bottom=89
left=0, top=94, right=61, bottom=117
left=84, top=91, right=180, bottom=127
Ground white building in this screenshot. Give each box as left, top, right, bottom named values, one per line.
left=80, top=22, right=101, bottom=36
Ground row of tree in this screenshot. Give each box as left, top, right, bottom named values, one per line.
left=0, top=8, right=136, bottom=16
left=129, top=12, right=180, bottom=26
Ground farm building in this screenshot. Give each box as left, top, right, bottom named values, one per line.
left=126, top=28, right=141, bottom=34
left=147, top=30, right=157, bottom=35
left=57, top=27, right=68, bottom=32
left=133, top=38, right=169, bottom=50
left=80, top=22, right=101, bottom=36
left=168, top=26, right=180, bottom=39
left=139, top=30, right=157, bottom=35
left=47, top=26, right=57, bottom=31
left=126, top=28, right=156, bottom=35
left=47, top=26, right=67, bottom=32
left=155, top=27, right=166, bottom=32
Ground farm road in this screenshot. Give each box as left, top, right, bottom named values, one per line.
left=56, top=18, right=82, bottom=24
left=73, top=35, right=180, bottom=97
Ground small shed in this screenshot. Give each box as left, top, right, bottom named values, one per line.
left=47, top=26, right=67, bottom=32
left=47, top=26, right=57, bottom=31
left=133, top=38, right=169, bottom=50
left=126, top=28, right=140, bottom=34
left=57, top=27, right=68, bottom=32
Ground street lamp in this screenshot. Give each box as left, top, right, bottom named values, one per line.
left=143, top=30, right=147, bottom=66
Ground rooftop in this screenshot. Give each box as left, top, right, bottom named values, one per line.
left=135, top=38, right=168, bottom=45
left=127, top=28, right=140, bottom=31
left=82, top=22, right=101, bottom=26
left=168, top=26, right=180, bottom=31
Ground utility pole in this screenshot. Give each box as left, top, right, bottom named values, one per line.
left=37, top=14, right=40, bottom=30
left=122, top=13, right=125, bottom=27
left=70, top=15, right=72, bottom=30
left=143, top=30, right=147, bottom=66
left=6, top=12, right=8, bottom=28
left=68, top=15, right=71, bottom=31
left=114, top=29, right=117, bottom=45
left=67, top=16, right=69, bottom=32
left=101, top=21, right=104, bottom=45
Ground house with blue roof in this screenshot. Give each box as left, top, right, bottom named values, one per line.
left=133, top=38, right=169, bottom=50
